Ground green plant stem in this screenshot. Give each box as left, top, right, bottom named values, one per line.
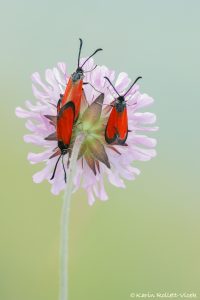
left=59, top=135, right=84, bottom=300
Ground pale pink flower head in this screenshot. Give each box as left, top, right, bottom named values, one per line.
left=16, top=58, right=158, bottom=205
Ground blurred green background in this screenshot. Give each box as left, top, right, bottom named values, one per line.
left=1, top=0, right=200, bottom=299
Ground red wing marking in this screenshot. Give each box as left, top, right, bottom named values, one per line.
left=61, top=77, right=83, bottom=120
left=57, top=101, right=75, bottom=147
left=105, top=106, right=128, bottom=145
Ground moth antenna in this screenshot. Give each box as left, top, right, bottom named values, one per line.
left=83, top=82, right=102, bottom=93
left=83, top=64, right=97, bottom=73
left=123, top=76, right=142, bottom=97
left=81, top=48, right=103, bottom=68
left=107, top=86, right=115, bottom=98
left=78, top=38, right=83, bottom=68
left=104, top=77, right=120, bottom=97
left=62, top=155, right=67, bottom=183
left=50, top=154, right=62, bottom=180
left=126, top=102, right=137, bottom=106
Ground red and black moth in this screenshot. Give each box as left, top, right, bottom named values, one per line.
left=49, top=101, right=75, bottom=182
left=59, top=38, right=102, bottom=120
left=104, top=76, right=142, bottom=145
left=49, top=39, right=103, bottom=182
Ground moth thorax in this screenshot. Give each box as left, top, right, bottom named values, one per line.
left=115, top=96, right=126, bottom=112
left=72, top=68, right=84, bottom=82
left=58, top=141, right=68, bottom=153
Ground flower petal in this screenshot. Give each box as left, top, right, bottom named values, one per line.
left=45, top=132, right=57, bottom=141
left=88, top=139, right=110, bottom=169
left=133, top=112, right=157, bottom=124
left=85, top=152, right=97, bottom=175
left=81, top=93, right=104, bottom=128
left=28, top=150, right=50, bottom=164
left=32, top=164, right=51, bottom=183
left=115, top=72, right=131, bottom=93
left=87, top=187, right=96, bottom=206
left=130, top=135, right=157, bottom=148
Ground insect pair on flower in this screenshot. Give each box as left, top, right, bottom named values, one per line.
left=16, top=38, right=157, bottom=203
left=48, top=38, right=142, bottom=182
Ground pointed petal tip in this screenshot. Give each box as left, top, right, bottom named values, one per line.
left=44, top=132, right=57, bottom=141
